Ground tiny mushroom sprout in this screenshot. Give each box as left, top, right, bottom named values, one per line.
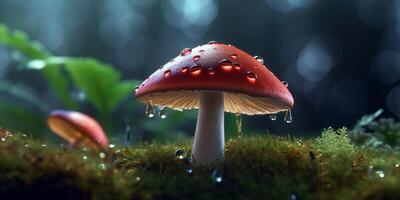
left=47, top=110, right=109, bottom=149
left=135, top=42, right=294, bottom=166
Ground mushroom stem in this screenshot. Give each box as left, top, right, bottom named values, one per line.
left=192, top=92, right=224, bottom=166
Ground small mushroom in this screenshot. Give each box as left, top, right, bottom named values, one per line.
left=47, top=110, right=109, bottom=149
left=135, top=42, right=294, bottom=166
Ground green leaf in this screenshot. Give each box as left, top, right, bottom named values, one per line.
left=65, top=58, right=120, bottom=115
left=0, top=99, right=46, bottom=134
left=109, top=80, right=138, bottom=111
left=41, top=64, right=78, bottom=110
left=0, top=81, right=50, bottom=112
left=0, top=24, right=49, bottom=60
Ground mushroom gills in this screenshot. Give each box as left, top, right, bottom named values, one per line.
left=192, top=92, right=225, bottom=166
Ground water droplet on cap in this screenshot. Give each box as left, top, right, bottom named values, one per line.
left=282, top=81, right=289, bottom=87
left=192, top=55, right=201, bottom=62
left=253, top=55, right=264, bottom=64
left=180, top=48, right=192, bottom=56
left=164, top=70, right=171, bottom=78
left=208, top=41, right=218, bottom=44
left=190, top=65, right=202, bottom=75
left=181, top=66, right=189, bottom=73
left=199, top=49, right=205, bottom=53
left=270, top=114, right=277, bottom=121
left=208, top=67, right=216, bottom=75
left=246, top=71, right=257, bottom=82
left=230, top=53, right=238, bottom=59
left=233, top=62, right=241, bottom=70
left=219, top=59, right=233, bottom=71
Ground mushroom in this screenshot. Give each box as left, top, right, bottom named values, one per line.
left=135, top=42, right=294, bottom=166
left=47, top=110, right=109, bottom=149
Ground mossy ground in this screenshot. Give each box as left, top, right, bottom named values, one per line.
left=1, top=128, right=400, bottom=200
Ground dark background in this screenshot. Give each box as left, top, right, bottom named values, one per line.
left=0, top=0, right=399, bottom=139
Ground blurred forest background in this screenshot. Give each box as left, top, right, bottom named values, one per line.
left=0, top=0, right=399, bottom=144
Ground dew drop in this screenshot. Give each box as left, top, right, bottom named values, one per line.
left=230, top=53, right=238, bottom=59
left=180, top=48, right=192, bottom=56
left=109, top=144, right=116, bottom=149
left=134, top=86, right=139, bottom=92
left=181, top=66, right=189, bottom=73
left=199, top=49, right=205, bottom=53
left=192, top=55, right=201, bottom=62
left=212, top=169, right=223, bottom=183
left=284, top=110, right=292, bottom=123
left=376, top=170, right=385, bottom=178
left=159, top=106, right=167, bottom=119
left=208, top=67, right=216, bottom=75
left=175, top=149, right=186, bottom=160
left=99, top=163, right=106, bottom=170
left=228, top=44, right=235, bottom=47
left=233, top=62, right=241, bottom=70
left=282, top=81, right=289, bottom=87
left=190, top=65, right=202, bottom=75
left=159, top=65, right=164, bottom=70
left=164, top=70, right=171, bottom=78
left=246, top=71, right=257, bottom=82
left=253, top=55, right=264, bottom=64
left=208, top=41, right=218, bottom=44
left=219, top=59, right=233, bottom=71
left=146, top=104, right=155, bottom=118
left=186, top=168, right=193, bottom=174
left=99, top=152, right=106, bottom=159
left=270, top=114, right=277, bottom=121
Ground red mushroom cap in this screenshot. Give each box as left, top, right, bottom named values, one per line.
left=47, top=110, right=109, bottom=149
left=135, top=43, right=294, bottom=115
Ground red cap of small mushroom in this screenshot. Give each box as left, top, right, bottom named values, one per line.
left=47, top=110, right=109, bottom=149
left=135, top=42, right=293, bottom=114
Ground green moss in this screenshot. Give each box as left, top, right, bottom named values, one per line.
left=1, top=128, right=400, bottom=199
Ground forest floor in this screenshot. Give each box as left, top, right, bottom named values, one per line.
left=0, top=127, right=399, bottom=200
